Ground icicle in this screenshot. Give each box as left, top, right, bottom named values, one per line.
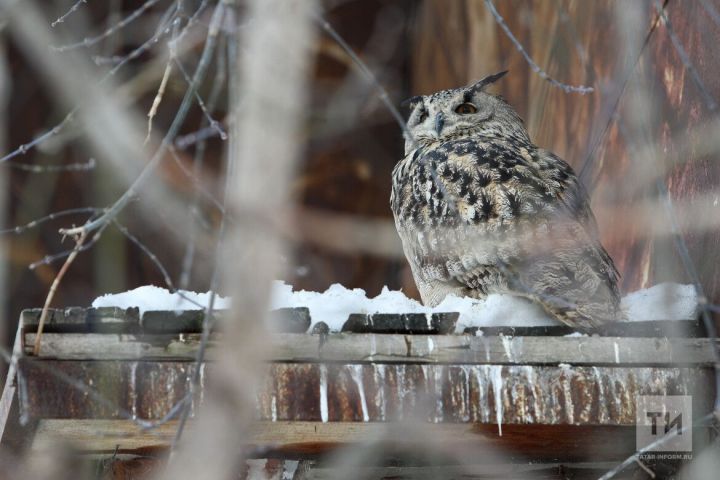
left=319, top=364, right=329, bottom=423
left=351, top=365, right=369, bottom=422
left=561, top=365, right=575, bottom=424
left=129, top=362, right=138, bottom=420
left=271, top=395, right=277, bottom=422
left=488, top=365, right=504, bottom=436
left=434, top=365, right=444, bottom=422
left=614, top=342, right=620, bottom=363
left=461, top=365, right=471, bottom=422
left=475, top=367, right=489, bottom=422
left=199, top=363, right=206, bottom=408
left=500, top=335, right=522, bottom=362
left=593, top=367, right=608, bottom=424
left=501, top=335, right=513, bottom=362
left=427, top=337, right=435, bottom=353
left=397, top=364, right=407, bottom=420
left=523, top=366, right=537, bottom=423
left=480, top=335, right=491, bottom=362
left=375, top=364, right=387, bottom=421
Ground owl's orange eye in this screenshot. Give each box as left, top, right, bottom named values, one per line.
left=455, top=103, right=477, bottom=114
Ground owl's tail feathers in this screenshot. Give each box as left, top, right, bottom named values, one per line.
left=523, top=290, right=624, bottom=333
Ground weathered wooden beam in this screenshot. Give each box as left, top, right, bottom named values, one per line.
left=18, top=359, right=712, bottom=426
left=342, top=313, right=459, bottom=334
left=32, top=419, right=651, bottom=463
left=23, top=332, right=720, bottom=366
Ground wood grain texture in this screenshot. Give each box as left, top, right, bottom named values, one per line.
left=22, top=332, right=720, bottom=365
left=29, top=419, right=650, bottom=462
left=18, top=358, right=713, bottom=425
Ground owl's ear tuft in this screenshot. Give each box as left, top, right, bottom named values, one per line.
left=468, top=70, right=509, bottom=93
left=401, top=95, right=423, bottom=109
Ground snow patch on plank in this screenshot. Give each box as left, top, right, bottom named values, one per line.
left=92, top=285, right=230, bottom=314
left=91, top=281, right=698, bottom=332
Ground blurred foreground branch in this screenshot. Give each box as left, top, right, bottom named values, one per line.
left=162, top=1, right=318, bottom=478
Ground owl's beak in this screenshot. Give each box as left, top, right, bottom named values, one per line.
left=434, top=112, right=445, bottom=135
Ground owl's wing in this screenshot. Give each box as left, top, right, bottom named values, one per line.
left=517, top=150, right=621, bottom=327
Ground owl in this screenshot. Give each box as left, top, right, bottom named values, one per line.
left=390, top=71, right=621, bottom=330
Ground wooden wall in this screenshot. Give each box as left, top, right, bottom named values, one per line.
left=411, top=0, right=720, bottom=310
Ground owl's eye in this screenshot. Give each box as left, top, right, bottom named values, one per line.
left=417, top=109, right=428, bottom=123
left=455, top=103, right=478, bottom=114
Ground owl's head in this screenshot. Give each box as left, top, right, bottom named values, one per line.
left=402, top=71, right=529, bottom=154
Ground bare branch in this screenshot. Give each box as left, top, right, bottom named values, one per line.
left=654, top=0, right=718, bottom=110
left=2, top=157, right=95, bottom=173
left=1, top=207, right=100, bottom=235
left=51, top=0, right=88, bottom=28
left=33, top=231, right=87, bottom=355
left=484, top=0, right=594, bottom=94
left=59, top=0, right=227, bottom=237
left=146, top=61, right=173, bottom=144
left=52, top=0, right=163, bottom=52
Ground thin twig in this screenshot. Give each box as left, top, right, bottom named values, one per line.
left=33, top=230, right=88, bottom=355
left=599, top=413, right=714, bottom=479
left=179, top=31, right=228, bottom=290
left=484, top=0, right=593, bottom=94
left=0, top=207, right=99, bottom=235
left=2, top=157, right=96, bottom=173
left=51, top=0, right=88, bottom=27
left=29, top=219, right=108, bottom=270
left=112, top=219, right=212, bottom=311
left=168, top=147, right=226, bottom=213
left=174, top=124, right=223, bottom=149
left=656, top=179, right=720, bottom=415
left=173, top=57, right=227, bottom=140
left=172, top=8, right=235, bottom=446
left=113, top=220, right=176, bottom=290
left=60, top=0, right=227, bottom=237
left=146, top=61, right=173, bottom=144
left=578, top=0, right=668, bottom=187
left=654, top=0, right=718, bottom=110
left=633, top=458, right=656, bottom=478
left=52, top=0, right=163, bottom=52
left=699, top=0, right=720, bottom=27
left=314, top=11, right=456, bottom=211
left=0, top=2, right=179, bottom=165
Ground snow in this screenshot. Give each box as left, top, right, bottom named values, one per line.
left=92, top=285, right=231, bottom=314
left=91, top=281, right=699, bottom=333
left=620, top=282, right=698, bottom=322
left=270, top=281, right=557, bottom=332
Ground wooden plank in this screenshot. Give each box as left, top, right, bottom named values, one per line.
left=302, top=463, right=646, bottom=480
left=18, top=360, right=712, bottom=425
left=23, top=333, right=215, bottom=360
left=23, top=332, right=720, bottom=366
left=0, top=320, right=22, bottom=440
left=342, top=313, right=459, bottom=334
left=21, top=307, right=139, bottom=333
left=32, top=419, right=650, bottom=462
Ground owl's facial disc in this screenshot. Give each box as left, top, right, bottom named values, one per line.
left=405, top=90, right=494, bottom=143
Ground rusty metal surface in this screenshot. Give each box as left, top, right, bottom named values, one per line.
left=19, top=359, right=711, bottom=426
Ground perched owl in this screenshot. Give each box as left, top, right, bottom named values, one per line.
left=390, top=71, right=620, bottom=330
